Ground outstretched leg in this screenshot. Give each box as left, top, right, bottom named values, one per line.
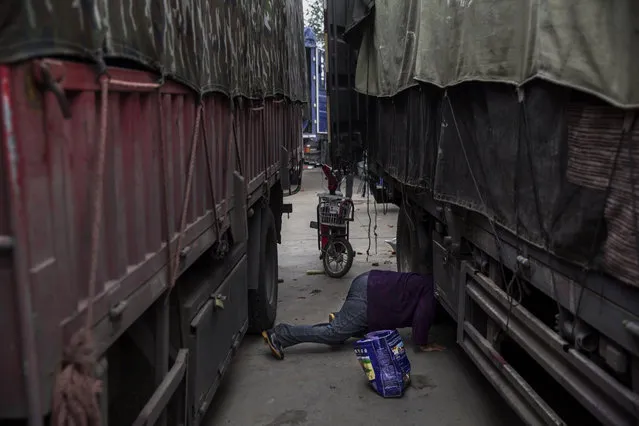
left=328, top=271, right=369, bottom=340
left=263, top=272, right=369, bottom=359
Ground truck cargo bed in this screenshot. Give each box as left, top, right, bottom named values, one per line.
left=0, top=59, right=302, bottom=417
left=326, top=0, right=639, bottom=424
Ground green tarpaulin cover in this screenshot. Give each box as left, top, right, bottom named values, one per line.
left=350, top=0, right=639, bottom=108
left=0, top=0, right=308, bottom=102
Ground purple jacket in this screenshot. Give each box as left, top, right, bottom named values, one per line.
left=366, top=270, right=436, bottom=345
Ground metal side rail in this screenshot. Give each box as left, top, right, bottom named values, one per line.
left=460, top=322, right=563, bottom=425
left=457, top=261, right=639, bottom=426
left=133, top=349, right=189, bottom=426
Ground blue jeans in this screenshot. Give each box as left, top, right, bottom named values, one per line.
left=274, top=272, right=369, bottom=348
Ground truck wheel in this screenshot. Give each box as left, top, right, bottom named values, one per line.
left=396, top=207, right=432, bottom=274
left=396, top=208, right=418, bottom=272
left=397, top=206, right=445, bottom=323
left=248, top=207, right=279, bottom=333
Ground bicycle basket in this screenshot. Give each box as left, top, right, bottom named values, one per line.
left=318, top=195, right=353, bottom=227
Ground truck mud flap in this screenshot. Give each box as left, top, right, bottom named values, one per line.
left=457, top=261, right=639, bottom=426
left=132, top=349, right=189, bottom=426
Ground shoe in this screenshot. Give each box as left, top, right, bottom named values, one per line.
left=262, top=330, right=284, bottom=360
left=328, top=312, right=336, bottom=323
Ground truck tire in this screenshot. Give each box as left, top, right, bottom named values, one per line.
left=396, top=206, right=445, bottom=323
left=396, top=207, right=432, bottom=274
left=248, top=206, right=279, bottom=333
left=396, top=208, right=419, bottom=272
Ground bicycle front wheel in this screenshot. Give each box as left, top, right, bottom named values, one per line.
left=322, top=238, right=354, bottom=278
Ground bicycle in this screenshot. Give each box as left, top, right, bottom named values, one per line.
left=309, top=164, right=356, bottom=278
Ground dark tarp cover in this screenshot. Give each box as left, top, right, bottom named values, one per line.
left=369, top=81, right=639, bottom=289
left=0, top=0, right=308, bottom=102
left=350, top=0, right=639, bottom=109
left=353, top=2, right=639, bottom=288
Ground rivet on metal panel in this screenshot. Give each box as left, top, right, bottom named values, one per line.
left=179, top=246, right=192, bottom=259
left=109, top=300, right=128, bottom=321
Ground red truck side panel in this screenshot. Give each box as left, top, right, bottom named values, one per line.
left=0, top=64, right=30, bottom=416
left=0, top=59, right=302, bottom=417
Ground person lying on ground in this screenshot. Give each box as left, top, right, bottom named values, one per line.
left=261, top=270, right=446, bottom=360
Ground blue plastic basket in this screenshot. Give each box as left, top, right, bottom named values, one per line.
left=353, top=329, right=411, bottom=398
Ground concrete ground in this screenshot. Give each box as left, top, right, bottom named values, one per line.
left=205, top=168, right=520, bottom=426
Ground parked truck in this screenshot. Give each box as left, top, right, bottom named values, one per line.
left=327, top=1, right=639, bottom=425
left=302, top=26, right=329, bottom=166
left=0, top=1, right=306, bottom=425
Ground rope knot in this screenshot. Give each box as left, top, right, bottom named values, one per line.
left=60, top=329, right=95, bottom=374
left=51, top=329, right=102, bottom=426
left=51, top=71, right=110, bottom=426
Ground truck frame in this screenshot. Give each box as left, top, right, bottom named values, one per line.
left=0, top=3, right=306, bottom=425
left=326, top=1, right=639, bottom=425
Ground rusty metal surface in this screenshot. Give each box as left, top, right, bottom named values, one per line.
left=0, top=59, right=302, bottom=418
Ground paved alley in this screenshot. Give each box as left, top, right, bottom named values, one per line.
left=205, top=168, right=520, bottom=426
